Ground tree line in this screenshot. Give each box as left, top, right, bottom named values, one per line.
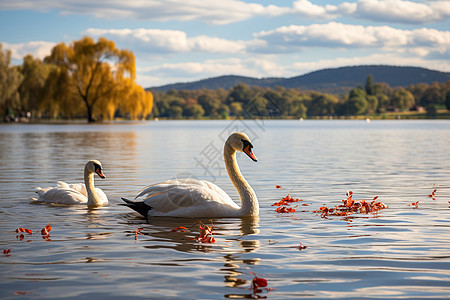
left=0, top=37, right=153, bottom=122
left=152, top=76, right=450, bottom=119
left=2, top=36, right=450, bottom=122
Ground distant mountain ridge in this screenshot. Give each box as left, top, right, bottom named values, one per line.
left=148, top=65, right=450, bottom=94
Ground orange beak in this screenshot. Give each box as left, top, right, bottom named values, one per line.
left=96, top=168, right=106, bottom=179
left=243, top=145, right=258, bottom=162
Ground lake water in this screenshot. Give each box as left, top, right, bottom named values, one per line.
left=0, top=120, right=449, bottom=299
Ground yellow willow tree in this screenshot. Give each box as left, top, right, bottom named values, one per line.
left=115, top=78, right=153, bottom=120
left=44, top=36, right=151, bottom=122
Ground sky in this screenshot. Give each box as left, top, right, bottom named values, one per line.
left=1, top=0, right=450, bottom=88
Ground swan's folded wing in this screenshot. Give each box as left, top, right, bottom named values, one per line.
left=36, top=187, right=87, bottom=204
left=67, top=183, right=87, bottom=195
left=135, top=179, right=239, bottom=215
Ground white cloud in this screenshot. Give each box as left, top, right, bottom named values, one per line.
left=354, top=0, right=450, bottom=24
left=292, top=0, right=356, bottom=19
left=2, top=41, right=56, bottom=61
left=0, top=0, right=287, bottom=25
left=83, top=28, right=246, bottom=54
left=1, top=0, right=449, bottom=25
left=254, top=22, right=450, bottom=54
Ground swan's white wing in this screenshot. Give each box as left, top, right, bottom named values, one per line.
left=65, top=182, right=87, bottom=195
left=35, top=187, right=87, bottom=204
left=135, top=179, right=240, bottom=217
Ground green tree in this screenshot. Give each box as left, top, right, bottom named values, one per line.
left=391, top=87, right=415, bottom=110
left=0, top=44, right=24, bottom=120
left=184, top=104, right=205, bottom=118
left=420, top=82, right=443, bottom=106
left=44, top=36, right=139, bottom=122
left=197, top=93, right=220, bottom=116
left=347, top=88, right=367, bottom=115
left=229, top=102, right=243, bottom=116
left=308, top=93, right=338, bottom=116
left=425, top=104, right=437, bottom=118
left=169, top=105, right=183, bottom=118
left=366, top=95, right=378, bottom=113
left=227, top=84, right=253, bottom=106
left=365, top=74, right=375, bottom=96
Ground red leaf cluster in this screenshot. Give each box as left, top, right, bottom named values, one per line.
left=170, top=220, right=216, bottom=244
left=313, top=192, right=387, bottom=218
left=3, top=249, right=11, bottom=255
left=41, top=224, right=52, bottom=241
left=196, top=220, right=215, bottom=244
left=12, top=224, right=52, bottom=245
left=273, top=194, right=301, bottom=214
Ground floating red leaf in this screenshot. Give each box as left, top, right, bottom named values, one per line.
left=3, top=249, right=11, bottom=255
left=15, top=228, right=32, bottom=234
left=170, top=226, right=188, bottom=232
left=272, top=194, right=302, bottom=206
left=275, top=206, right=296, bottom=213
left=409, top=201, right=419, bottom=208
left=196, top=220, right=215, bottom=243
left=41, top=224, right=52, bottom=236
left=134, top=227, right=144, bottom=240
left=250, top=272, right=268, bottom=289
left=275, top=185, right=282, bottom=189
left=298, top=242, right=307, bottom=251
left=428, top=189, right=437, bottom=200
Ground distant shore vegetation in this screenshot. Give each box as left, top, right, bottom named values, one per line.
left=1, top=37, right=450, bottom=123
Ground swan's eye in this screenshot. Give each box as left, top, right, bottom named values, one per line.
left=241, top=139, right=253, bottom=150
left=93, top=163, right=102, bottom=170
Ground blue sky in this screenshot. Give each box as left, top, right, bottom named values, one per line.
left=1, top=0, right=449, bottom=88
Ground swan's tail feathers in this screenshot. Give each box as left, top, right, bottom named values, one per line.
left=120, top=198, right=153, bottom=217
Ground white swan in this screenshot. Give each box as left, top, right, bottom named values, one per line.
left=121, top=132, right=259, bottom=218
left=33, top=160, right=108, bottom=208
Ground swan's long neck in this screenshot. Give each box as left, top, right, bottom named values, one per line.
left=84, top=167, right=103, bottom=208
left=224, top=144, right=259, bottom=216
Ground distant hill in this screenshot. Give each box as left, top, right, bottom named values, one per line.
left=148, top=65, right=450, bottom=94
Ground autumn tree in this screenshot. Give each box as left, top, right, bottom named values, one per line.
left=0, top=44, right=24, bottom=120
left=44, top=36, right=151, bottom=122
left=18, top=55, right=50, bottom=117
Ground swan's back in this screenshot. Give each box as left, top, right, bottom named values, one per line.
left=136, top=178, right=240, bottom=217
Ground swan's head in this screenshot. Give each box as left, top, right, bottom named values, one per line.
left=86, top=160, right=106, bottom=179
left=227, top=132, right=258, bottom=162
